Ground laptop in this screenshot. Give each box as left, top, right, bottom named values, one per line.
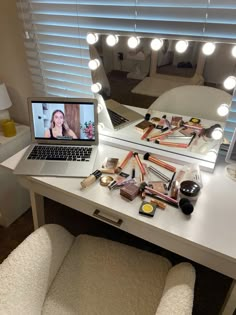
left=97, top=95, right=143, bottom=130
left=14, top=97, right=99, bottom=177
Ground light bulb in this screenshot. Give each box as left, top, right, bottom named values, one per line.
left=175, top=40, right=189, bottom=53
left=202, top=42, right=216, bottom=56
left=206, top=149, right=217, bottom=160
left=150, top=38, right=163, bottom=51
left=88, top=59, right=100, bottom=71
left=91, top=82, right=102, bottom=93
left=232, top=45, right=236, bottom=58
left=223, top=76, right=236, bottom=90
left=211, top=127, right=223, bottom=140
left=217, top=103, right=230, bottom=117
left=86, top=33, right=99, bottom=45
left=98, top=122, right=105, bottom=132
left=97, top=103, right=103, bottom=113
left=127, top=36, right=140, bottom=49
left=106, top=34, right=119, bottom=47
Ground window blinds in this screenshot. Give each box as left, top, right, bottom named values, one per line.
left=17, top=0, right=236, bottom=138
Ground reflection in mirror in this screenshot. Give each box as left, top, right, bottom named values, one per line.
left=90, top=35, right=234, bottom=112
left=88, top=34, right=235, bottom=170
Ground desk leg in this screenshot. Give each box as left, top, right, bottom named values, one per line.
left=220, top=280, right=236, bottom=315
left=30, top=191, right=45, bottom=230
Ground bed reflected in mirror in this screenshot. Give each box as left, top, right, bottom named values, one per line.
left=88, top=34, right=235, bottom=171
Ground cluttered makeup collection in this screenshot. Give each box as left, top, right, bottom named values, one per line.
left=135, top=110, right=223, bottom=149
left=80, top=147, right=203, bottom=218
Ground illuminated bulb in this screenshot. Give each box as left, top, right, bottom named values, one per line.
left=106, top=34, right=119, bottom=47
left=217, top=103, right=230, bottom=117
left=150, top=38, right=163, bottom=51
left=98, top=122, right=105, bottom=132
left=91, top=82, right=102, bottom=93
left=202, top=42, right=216, bottom=56
left=97, top=103, right=103, bottom=113
left=86, top=33, right=99, bottom=45
left=175, top=40, right=189, bottom=53
left=127, top=36, right=140, bottom=49
left=223, top=76, right=236, bottom=90
left=211, top=127, right=223, bottom=140
left=232, top=45, right=236, bottom=58
left=207, top=149, right=217, bottom=160
left=88, top=59, right=100, bottom=71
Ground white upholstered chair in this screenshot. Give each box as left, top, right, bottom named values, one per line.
left=0, top=224, right=196, bottom=315
left=149, top=85, right=232, bottom=122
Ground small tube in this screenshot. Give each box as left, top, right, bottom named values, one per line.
left=80, top=170, right=102, bottom=189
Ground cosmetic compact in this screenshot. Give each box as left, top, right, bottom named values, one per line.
left=179, top=180, right=201, bottom=201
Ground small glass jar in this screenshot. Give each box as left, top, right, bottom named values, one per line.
left=180, top=180, right=201, bottom=201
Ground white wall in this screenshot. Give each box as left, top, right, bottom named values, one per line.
left=0, top=1, right=33, bottom=125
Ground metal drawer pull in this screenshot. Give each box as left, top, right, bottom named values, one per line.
left=93, top=209, right=123, bottom=227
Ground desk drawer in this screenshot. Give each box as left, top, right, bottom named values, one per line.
left=76, top=199, right=139, bottom=233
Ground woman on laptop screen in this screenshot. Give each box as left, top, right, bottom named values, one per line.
left=44, top=109, right=77, bottom=139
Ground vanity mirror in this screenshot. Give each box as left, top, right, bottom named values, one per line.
left=88, top=33, right=236, bottom=172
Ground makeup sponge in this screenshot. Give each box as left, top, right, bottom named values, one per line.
left=179, top=198, right=194, bottom=215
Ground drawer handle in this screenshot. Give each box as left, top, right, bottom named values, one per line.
left=93, top=209, right=123, bottom=227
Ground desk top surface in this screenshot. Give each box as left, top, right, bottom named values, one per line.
left=2, top=143, right=236, bottom=270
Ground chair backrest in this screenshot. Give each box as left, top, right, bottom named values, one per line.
left=149, top=85, right=232, bottom=122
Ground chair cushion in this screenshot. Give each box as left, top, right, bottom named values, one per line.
left=42, top=235, right=172, bottom=315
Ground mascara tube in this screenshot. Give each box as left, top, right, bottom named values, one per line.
left=80, top=170, right=102, bottom=189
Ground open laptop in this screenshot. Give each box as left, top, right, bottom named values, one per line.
left=97, top=95, right=143, bottom=130
left=14, top=97, right=99, bottom=177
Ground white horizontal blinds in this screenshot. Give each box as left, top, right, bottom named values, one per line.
left=205, top=0, right=236, bottom=40
left=17, top=0, right=93, bottom=97
left=136, top=0, right=208, bottom=36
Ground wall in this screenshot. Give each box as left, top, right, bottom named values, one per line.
left=0, top=1, right=33, bottom=125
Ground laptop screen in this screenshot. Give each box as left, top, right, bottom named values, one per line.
left=30, top=99, right=97, bottom=142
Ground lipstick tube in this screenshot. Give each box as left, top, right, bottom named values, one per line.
left=143, top=152, right=176, bottom=173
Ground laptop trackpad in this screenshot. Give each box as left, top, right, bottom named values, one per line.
left=41, top=162, right=68, bottom=175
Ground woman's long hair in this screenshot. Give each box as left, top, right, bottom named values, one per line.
left=50, top=110, right=69, bottom=135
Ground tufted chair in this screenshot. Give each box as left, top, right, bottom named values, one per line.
left=0, top=224, right=196, bottom=315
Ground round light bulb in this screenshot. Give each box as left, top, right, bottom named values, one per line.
left=211, top=127, right=223, bottom=140
left=202, top=42, right=216, bottom=56
left=86, top=33, right=99, bottom=45
left=232, top=45, right=236, bottom=58
left=223, top=76, right=236, bottom=90
left=88, top=59, right=100, bottom=71
left=175, top=40, right=189, bottom=53
left=91, top=82, right=102, bottom=93
left=98, top=122, right=105, bottom=132
left=97, top=103, right=103, bottom=113
left=127, top=36, right=140, bottom=49
left=150, top=38, right=163, bottom=51
left=106, top=34, right=119, bottom=47
left=206, top=149, right=217, bottom=160
left=217, top=103, right=230, bottom=117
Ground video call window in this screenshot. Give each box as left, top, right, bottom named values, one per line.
left=32, top=102, right=95, bottom=140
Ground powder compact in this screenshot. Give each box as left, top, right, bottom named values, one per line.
left=180, top=180, right=201, bottom=200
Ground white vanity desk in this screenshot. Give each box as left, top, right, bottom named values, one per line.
left=1, top=143, right=236, bottom=314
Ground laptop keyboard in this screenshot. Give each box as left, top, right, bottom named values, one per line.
left=107, top=108, right=129, bottom=127
left=27, top=145, right=92, bottom=161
